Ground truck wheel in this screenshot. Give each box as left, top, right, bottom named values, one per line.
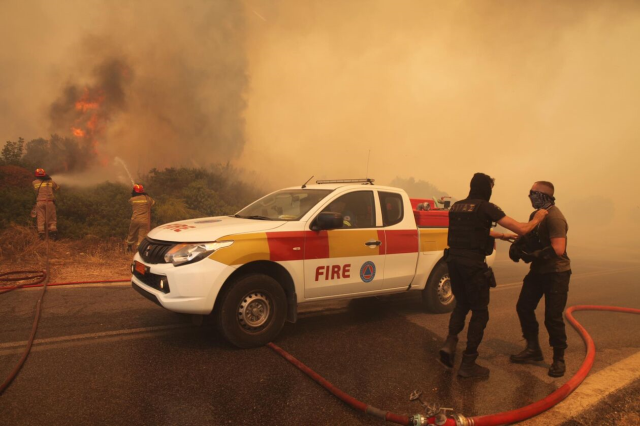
left=422, top=262, right=456, bottom=313
left=216, top=274, right=287, bottom=348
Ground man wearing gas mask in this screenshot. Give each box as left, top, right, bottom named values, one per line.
left=439, top=173, right=548, bottom=378
left=509, top=181, right=571, bottom=377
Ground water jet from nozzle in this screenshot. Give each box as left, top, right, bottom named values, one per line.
left=114, top=157, right=135, bottom=186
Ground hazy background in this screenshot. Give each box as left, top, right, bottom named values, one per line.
left=1, top=0, right=639, bottom=249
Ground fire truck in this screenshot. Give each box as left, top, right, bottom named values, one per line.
left=131, top=179, right=495, bottom=347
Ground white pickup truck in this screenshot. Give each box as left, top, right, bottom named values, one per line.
left=131, top=179, right=495, bottom=347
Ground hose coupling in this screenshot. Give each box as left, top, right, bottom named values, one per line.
left=451, top=412, right=473, bottom=426
left=409, top=414, right=428, bottom=426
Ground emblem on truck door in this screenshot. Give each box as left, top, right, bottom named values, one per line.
left=360, top=261, right=376, bottom=283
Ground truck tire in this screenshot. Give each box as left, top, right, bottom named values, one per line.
left=422, top=262, right=456, bottom=313
left=216, top=274, right=287, bottom=348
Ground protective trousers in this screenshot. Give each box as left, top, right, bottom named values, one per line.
left=127, top=220, right=150, bottom=249
left=516, top=270, right=571, bottom=349
left=446, top=256, right=491, bottom=354
left=36, top=201, right=57, bottom=234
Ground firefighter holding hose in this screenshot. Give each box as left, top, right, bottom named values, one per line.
left=439, top=173, right=548, bottom=378
left=32, top=168, right=60, bottom=240
left=509, top=181, right=571, bottom=377
left=126, top=184, right=155, bottom=253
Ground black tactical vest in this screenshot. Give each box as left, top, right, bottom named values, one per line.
left=448, top=199, right=492, bottom=253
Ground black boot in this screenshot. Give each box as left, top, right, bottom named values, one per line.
left=548, top=348, right=566, bottom=377
left=458, top=352, right=490, bottom=379
left=438, top=335, right=458, bottom=368
left=126, top=244, right=133, bottom=253
left=49, top=232, right=57, bottom=241
left=510, top=337, right=544, bottom=363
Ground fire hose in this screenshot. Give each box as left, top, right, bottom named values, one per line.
left=0, top=269, right=129, bottom=394
left=0, top=220, right=129, bottom=394
left=268, top=304, right=640, bottom=426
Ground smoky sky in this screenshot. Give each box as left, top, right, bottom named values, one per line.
left=1, top=0, right=248, bottom=174
left=240, top=0, right=640, bottom=247
left=2, top=0, right=640, bottom=247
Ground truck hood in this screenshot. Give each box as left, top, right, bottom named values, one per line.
left=147, top=216, right=287, bottom=243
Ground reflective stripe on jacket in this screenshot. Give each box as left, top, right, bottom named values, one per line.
left=129, top=195, right=155, bottom=221
left=32, top=179, right=59, bottom=201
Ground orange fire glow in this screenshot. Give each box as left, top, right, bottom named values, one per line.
left=69, top=86, right=109, bottom=165
left=75, top=88, right=104, bottom=112
left=71, top=127, right=86, bottom=137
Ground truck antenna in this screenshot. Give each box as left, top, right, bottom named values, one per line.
left=366, top=149, right=371, bottom=178
left=301, top=175, right=314, bottom=189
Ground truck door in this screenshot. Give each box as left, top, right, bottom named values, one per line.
left=379, top=191, right=420, bottom=290
left=303, top=190, right=386, bottom=299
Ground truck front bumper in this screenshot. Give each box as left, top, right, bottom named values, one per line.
left=130, top=253, right=234, bottom=315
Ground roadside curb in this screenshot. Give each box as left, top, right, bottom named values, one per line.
left=521, top=350, right=640, bottom=425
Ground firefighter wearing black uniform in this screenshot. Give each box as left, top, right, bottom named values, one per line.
left=439, top=173, right=548, bottom=378
left=509, top=181, right=571, bottom=377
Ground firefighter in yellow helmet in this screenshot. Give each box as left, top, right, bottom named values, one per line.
left=32, top=168, right=60, bottom=240
left=127, top=184, right=155, bottom=252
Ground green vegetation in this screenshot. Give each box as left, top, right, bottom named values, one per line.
left=1, top=138, right=263, bottom=240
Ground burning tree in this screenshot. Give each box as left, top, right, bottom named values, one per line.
left=48, top=58, right=132, bottom=172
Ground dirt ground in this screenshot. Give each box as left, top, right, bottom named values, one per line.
left=0, top=226, right=133, bottom=285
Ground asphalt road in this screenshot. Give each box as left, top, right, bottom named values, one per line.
left=1, top=245, right=639, bottom=425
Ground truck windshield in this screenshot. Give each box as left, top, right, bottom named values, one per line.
left=235, top=189, right=332, bottom=221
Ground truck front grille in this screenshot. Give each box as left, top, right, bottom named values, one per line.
left=138, top=238, right=174, bottom=264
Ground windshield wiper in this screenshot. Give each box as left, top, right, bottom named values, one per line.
left=234, top=214, right=273, bottom=220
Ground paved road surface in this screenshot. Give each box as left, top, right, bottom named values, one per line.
left=1, top=245, right=639, bottom=425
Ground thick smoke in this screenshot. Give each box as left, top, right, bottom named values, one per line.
left=48, top=58, right=132, bottom=170
left=241, top=0, right=640, bottom=248
left=2, top=1, right=640, bottom=249
left=1, top=0, right=248, bottom=175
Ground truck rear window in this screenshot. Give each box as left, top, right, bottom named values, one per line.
left=379, top=192, right=403, bottom=226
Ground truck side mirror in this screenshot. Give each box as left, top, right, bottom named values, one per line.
left=312, top=212, right=344, bottom=231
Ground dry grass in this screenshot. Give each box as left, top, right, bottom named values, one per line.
left=1, top=225, right=133, bottom=284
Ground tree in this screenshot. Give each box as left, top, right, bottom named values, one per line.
left=1, top=138, right=25, bottom=165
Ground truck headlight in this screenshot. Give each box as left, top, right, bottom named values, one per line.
left=164, top=241, right=234, bottom=266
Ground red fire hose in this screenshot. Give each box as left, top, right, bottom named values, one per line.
left=0, top=278, right=129, bottom=293
left=269, top=305, right=640, bottom=426
left=0, top=268, right=128, bottom=394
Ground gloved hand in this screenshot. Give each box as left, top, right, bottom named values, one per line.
left=529, top=246, right=556, bottom=260
left=519, top=250, right=535, bottom=263
left=509, top=244, right=521, bottom=263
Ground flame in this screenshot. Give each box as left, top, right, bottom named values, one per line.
left=75, top=88, right=104, bottom=112
left=68, top=86, right=109, bottom=166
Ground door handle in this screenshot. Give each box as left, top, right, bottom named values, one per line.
left=365, top=240, right=381, bottom=247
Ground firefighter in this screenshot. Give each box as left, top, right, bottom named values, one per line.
left=509, top=181, right=571, bottom=377
left=439, top=173, right=548, bottom=378
left=32, top=168, right=60, bottom=240
left=127, top=184, right=155, bottom=252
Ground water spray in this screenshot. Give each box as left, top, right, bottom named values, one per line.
left=114, top=156, right=135, bottom=186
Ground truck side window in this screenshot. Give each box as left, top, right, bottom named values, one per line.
left=379, top=192, right=403, bottom=226
left=321, top=191, right=375, bottom=228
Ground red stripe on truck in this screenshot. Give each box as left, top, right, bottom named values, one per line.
left=385, top=229, right=419, bottom=254
left=266, top=231, right=306, bottom=261
left=303, top=230, right=330, bottom=259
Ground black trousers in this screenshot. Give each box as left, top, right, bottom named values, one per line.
left=516, top=270, right=571, bottom=349
left=446, top=256, right=491, bottom=355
